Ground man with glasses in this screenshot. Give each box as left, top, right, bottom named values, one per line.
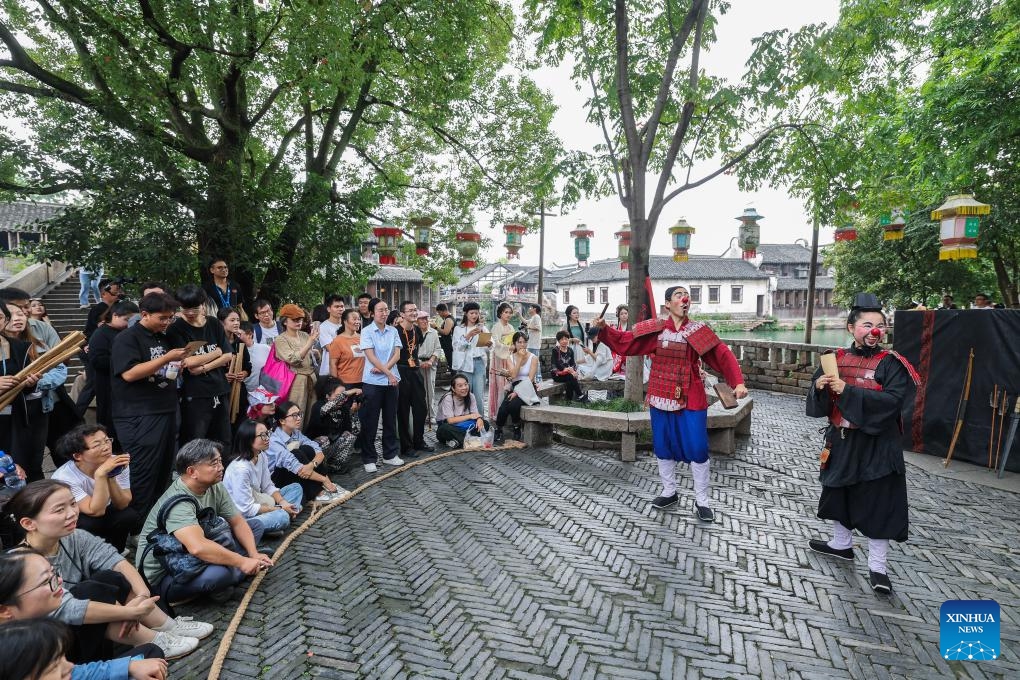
left=111, top=292, right=189, bottom=523
left=168, top=284, right=235, bottom=447
left=202, top=258, right=246, bottom=315
left=358, top=298, right=403, bottom=473
left=396, top=300, right=431, bottom=458
left=252, top=299, right=281, bottom=344
left=138, top=439, right=273, bottom=604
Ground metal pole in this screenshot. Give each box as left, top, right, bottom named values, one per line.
left=537, top=199, right=545, bottom=308
left=805, top=209, right=819, bottom=344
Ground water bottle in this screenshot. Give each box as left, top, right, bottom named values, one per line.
left=0, top=451, right=25, bottom=490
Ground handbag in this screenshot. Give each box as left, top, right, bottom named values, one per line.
left=259, top=344, right=296, bottom=399
left=139, top=494, right=243, bottom=585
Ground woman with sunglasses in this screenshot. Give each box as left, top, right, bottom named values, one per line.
left=266, top=401, right=346, bottom=504
left=0, top=567, right=169, bottom=679
left=3, top=481, right=214, bottom=660
left=224, top=420, right=303, bottom=538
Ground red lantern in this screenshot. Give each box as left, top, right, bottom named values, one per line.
left=834, top=223, right=857, bottom=241
left=615, top=222, right=632, bottom=270
left=503, top=223, right=526, bottom=259
left=372, top=225, right=402, bottom=265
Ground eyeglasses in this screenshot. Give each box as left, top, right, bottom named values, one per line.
left=181, top=307, right=203, bottom=315
left=86, top=437, right=115, bottom=450
left=19, top=565, right=61, bottom=596
left=285, top=411, right=303, bottom=420
left=256, top=432, right=271, bottom=441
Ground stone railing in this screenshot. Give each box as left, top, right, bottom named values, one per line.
left=723, top=338, right=840, bottom=396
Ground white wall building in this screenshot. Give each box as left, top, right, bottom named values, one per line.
left=555, top=255, right=772, bottom=322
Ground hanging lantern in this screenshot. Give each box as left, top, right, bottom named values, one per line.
left=668, top=218, right=696, bottom=262
left=570, top=223, right=594, bottom=264
left=409, top=216, right=435, bottom=256
left=880, top=208, right=907, bottom=241
left=736, top=207, right=763, bottom=259
left=615, top=222, right=632, bottom=270
left=372, top=224, right=402, bottom=265
left=932, top=193, right=990, bottom=261
left=503, top=222, right=526, bottom=259
left=834, top=222, right=858, bottom=241
left=455, top=223, right=481, bottom=272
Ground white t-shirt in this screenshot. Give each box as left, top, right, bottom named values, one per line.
left=256, top=323, right=279, bottom=344
left=527, top=314, right=542, bottom=349
left=317, top=319, right=342, bottom=375
left=52, top=461, right=130, bottom=506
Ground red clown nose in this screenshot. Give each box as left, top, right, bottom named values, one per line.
left=869, top=328, right=882, bottom=337
left=681, top=296, right=690, bottom=305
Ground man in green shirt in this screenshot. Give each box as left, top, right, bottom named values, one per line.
left=137, top=439, right=273, bottom=603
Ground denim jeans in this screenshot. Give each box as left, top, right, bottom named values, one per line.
left=462, top=356, right=487, bottom=415
left=78, top=268, right=102, bottom=306
left=246, top=483, right=303, bottom=536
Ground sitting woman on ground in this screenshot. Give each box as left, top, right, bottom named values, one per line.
left=224, top=420, right=303, bottom=539
left=0, top=609, right=169, bottom=680
left=50, top=425, right=138, bottom=552
left=304, top=377, right=361, bottom=475
left=3, top=481, right=215, bottom=660
left=493, top=332, right=539, bottom=445
left=551, top=330, right=586, bottom=402
left=435, top=373, right=489, bottom=449
left=267, top=400, right=346, bottom=504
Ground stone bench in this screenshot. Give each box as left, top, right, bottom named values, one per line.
left=534, top=378, right=629, bottom=400
left=520, top=395, right=753, bottom=462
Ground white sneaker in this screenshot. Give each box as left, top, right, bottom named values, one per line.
left=382, top=456, right=404, bottom=466
left=364, top=463, right=378, bottom=473
left=315, top=487, right=348, bottom=502
left=152, top=631, right=200, bottom=659
left=166, top=616, right=214, bottom=640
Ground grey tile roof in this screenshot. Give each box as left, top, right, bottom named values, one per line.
left=453, top=262, right=527, bottom=289
left=0, top=201, right=66, bottom=232
left=775, top=276, right=835, bottom=291
left=513, top=267, right=570, bottom=286
left=557, top=255, right=769, bottom=285
left=756, top=243, right=814, bottom=264
left=368, top=265, right=423, bottom=283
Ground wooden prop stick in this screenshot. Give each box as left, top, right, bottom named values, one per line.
left=995, top=391, right=1008, bottom=469
left=997, top=396, right=1020, bottom=478
left=943, top=347, right=975, bottom=468
left=989, top=385, right=999, bottom=468
left=228, top=345, right=245, bottom=419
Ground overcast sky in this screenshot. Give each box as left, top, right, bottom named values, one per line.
left=481, top=0, right=841, bottom=267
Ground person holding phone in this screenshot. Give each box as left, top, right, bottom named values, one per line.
left=50, top=424, right=138, bottom=552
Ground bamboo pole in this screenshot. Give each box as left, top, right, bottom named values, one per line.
left=228, top=344, right=245, bottom=418
left=0, top=331, right=85, bottom=411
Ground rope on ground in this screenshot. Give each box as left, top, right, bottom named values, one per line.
left=206, top=441, right=526, bottom=680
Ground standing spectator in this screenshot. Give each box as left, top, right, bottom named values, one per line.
left=273, top=304, right=318, bottom=417
left=434, top=303, right=455, bottom=368
left=82, top=282, right=123, bottom=342
left=137, top=440, right=274, bottom=605
left=551, top=330, right=586, bottom=402
left=111, top=293, right=188, bottom=523
left=359, top=298, right=403, bottom=473
left=0, top=287, right=61, bottom=351
left=488, top=303, right=516, bottom=420
left=87, top=300, right=137, bottom=437
left=167, top=285, right=234, bottom=447
left=327, top=309, right=364, bottom=389
left=395, top=301, right=430, bottom=458
left=51, top=425, right=138, bottom=552
left=1, top=302, right=67, bottom=481
left=416, top=311, right=440, bottom=426
left=240, top=321, right=271, bottom=405
left=317, top=295, right=345, bottom=377
left=224, top=420, right=302, bottom=538
left=938, top=294, right=957, bottom=310
left=611, top=304, right=630, bottom=376
left=0, top=304, right=41, bottom=463
left=252, top=299, right=281, bottom=345
left=356, top=293, right=373, bottom=331
left=972, top=293, right=993, bottom=309
left=202, top=258, right=246, bottom=317
left=525, top=303, right=543, bottom=381
left=218, top=307, right=252, bottom=425
left=266, top=401, right=346, bottom=503
left=562, top=305, right=587, bottom=363
left=435, top=374, right=487, bottom=449
left=126, top=282, right=168, bottom=328
left=493, top=332, right=539, bottom=444
left=451, top=302, right=490, bottom=413
left=78, top=266, right=104, bottom=308
left=28, top=298, right=50, bottom=324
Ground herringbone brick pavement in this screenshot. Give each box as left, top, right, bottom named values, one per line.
left=171, top=391, right=1020, bottom=679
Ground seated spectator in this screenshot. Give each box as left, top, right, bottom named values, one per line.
left=50, top=425, right=139, bottom=552
left=267, top=401, right=346, bottom=503
left=578, top=338, right=613, bottom=381
left=551, top=330, right=586, bottom=402
left=245, top=387, right=279, bottom=427
left=224, top=420, right=303, bottom=538
left=0, top=613, right=168, bottom=680
left=305, top=377, right=361, bottom=475
left=436, top=374, right=489, bottom=449
left=493, top=333, right=539, bottom=445
left=5, top=481, right=212, bottom=660
left=136, top=440, right=273, bottom=605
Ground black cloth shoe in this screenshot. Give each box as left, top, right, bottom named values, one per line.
left=650, top=493, right=679, bottom=510
left=869, top=570, right=892, bottom=594
left=694, top=504, right=715, bottom=522
left=493, top=428, right=505, bottom=446
left=808, top=539, right=855, bottom=561
left=417, top=443, right=436, bottom=453
left=401, top=449, right=420, bottom=459
left=511, top=424, right=522, bottom=441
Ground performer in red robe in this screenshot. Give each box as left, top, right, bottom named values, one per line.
left=592, top=286, right=747, bottom=521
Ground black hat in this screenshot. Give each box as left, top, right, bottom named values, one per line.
left=850, top=292, right=882, bottom=311
left=664, top=285, right=688, bottom=302
left=463, top=302, right=480, bottom=312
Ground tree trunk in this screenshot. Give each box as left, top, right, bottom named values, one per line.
left=623, top=234, right=651, bottom=404
left=258, top=175, right=331, bottom=304
left=194, top=145, right=253, bottom=303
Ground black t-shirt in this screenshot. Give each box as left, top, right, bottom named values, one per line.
left=111, top=323, right=179, bottom=416
left=396, top=324, right=424, bottom=368
left=167, top=318, right=232, bottom=398
left=84, top=302, right=109, bottom=339
left=360, top=314, right=373, bottom=331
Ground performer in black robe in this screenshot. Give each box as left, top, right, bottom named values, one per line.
left=806, top=292, right=920, bottom=594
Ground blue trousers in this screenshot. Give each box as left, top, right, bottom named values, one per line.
left=461, top=356, right=487, bottom=414
left=650, top=407, right=709, bottom=463
left=78, top=268, right=102, bottom=306
left=245, top=483, right=303, bottom=536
